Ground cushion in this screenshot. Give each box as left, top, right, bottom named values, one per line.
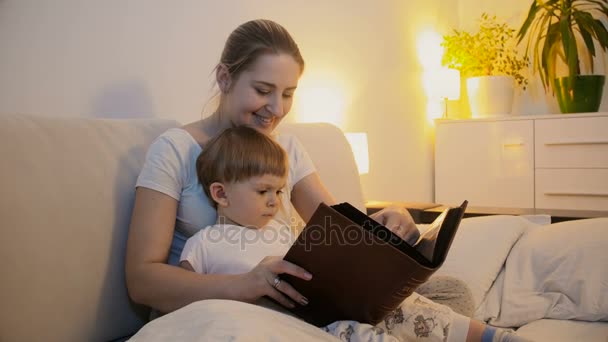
left=427, top=215, right=536, bottom=312
left=0, top=114, right=179, bottom=342
left=488, top=218, right=608, bottom=327
left=279, top=123, right=365, bottom=211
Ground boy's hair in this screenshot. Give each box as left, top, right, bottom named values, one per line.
left=196, top=126, right=288, bottom=205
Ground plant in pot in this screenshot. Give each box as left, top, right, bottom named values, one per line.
left=442, top=13, right=529, bottom=118
left=517, top=0, right=608, bottom=113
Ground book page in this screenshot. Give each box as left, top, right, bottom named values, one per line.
left=412, top=209, right=448, bottom=261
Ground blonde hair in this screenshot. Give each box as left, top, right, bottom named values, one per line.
left=196, top=126, right=288, bottom=204
left=219, top=19, right=305, bottom=80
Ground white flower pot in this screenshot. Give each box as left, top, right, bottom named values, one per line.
left=466, top=76, right=515, bottom=118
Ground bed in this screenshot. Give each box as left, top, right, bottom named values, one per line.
left=1, top=114, right=605, bottom=341
left=129, top=125, right=608, bottom=341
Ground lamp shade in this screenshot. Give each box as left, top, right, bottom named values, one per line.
left=344, top=132, right=369, bottom=175
left=422, top=67, right=461, bottom=100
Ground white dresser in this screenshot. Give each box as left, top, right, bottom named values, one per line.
left=434, top=113, right=608, bottom=211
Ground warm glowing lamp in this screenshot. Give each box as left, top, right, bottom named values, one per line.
left=293, top=70, right=349, bottom=127
left=344, top=132, right=369, bottom=175
left=416, top=30, right=444, bottom=70
left=423, top=67, right=460, bottom=118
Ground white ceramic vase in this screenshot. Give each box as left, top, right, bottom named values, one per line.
left=466, top=75, right=515, bottom=118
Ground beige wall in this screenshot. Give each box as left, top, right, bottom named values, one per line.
left=4, top=1, right=600, bottom=204
left=0, top=0, right=458, bottom=203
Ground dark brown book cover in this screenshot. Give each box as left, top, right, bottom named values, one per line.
left=281, top=200, right=468, bottom=327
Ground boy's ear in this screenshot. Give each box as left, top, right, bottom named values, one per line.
left=209, top=182, right=229, bottom=207
left=216, top=64, right=232, bottom=93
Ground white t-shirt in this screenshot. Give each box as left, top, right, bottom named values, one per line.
left=136, top=127, right=316, bottom=237
left=180, top=220, right=295, bottom=274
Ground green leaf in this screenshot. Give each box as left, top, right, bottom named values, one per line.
left=517, top=0, right=540, bottom=43
left=542, top=22, right=561, bottom=91
left=531, top=9, right=556, bottom=73
left=561, top=16, right=580, bottom=76
left=573, top=11, right=597, bottom=72
left=590, top=19, right=608, bottom=50
left=578, top=0, right=608, bottom=16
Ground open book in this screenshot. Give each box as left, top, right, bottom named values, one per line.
left=281, top=200, right=468, bottom=327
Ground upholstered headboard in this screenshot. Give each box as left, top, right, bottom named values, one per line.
left=0, top=115, right=365, bottom=342
left=279, top=122, right=366, bottom=212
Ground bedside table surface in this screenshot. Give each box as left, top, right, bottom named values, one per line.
left=365, top=201, right=441, bottom=210
left=365, top=201, right=607, bottom=224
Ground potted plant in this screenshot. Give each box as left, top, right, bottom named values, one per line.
left=517, top=0, right=608, bottom=113
left=442, top=13, right=529, bottom=117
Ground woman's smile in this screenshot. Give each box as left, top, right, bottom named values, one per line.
left=253, top=112, right=274, bottom=128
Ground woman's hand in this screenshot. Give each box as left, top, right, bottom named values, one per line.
left=370, top=206, right=420, bottom=244
left=241, top=256, right=312, bottom=308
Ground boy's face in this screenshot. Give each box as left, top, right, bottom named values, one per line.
left=220, top=174, right=286, bottom=229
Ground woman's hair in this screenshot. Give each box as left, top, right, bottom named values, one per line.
left=219, top=19, right=305, bottom=81
left=196, top=126, right=288, bottom=204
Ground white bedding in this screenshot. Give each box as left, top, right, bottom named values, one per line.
left=129, top=217, right=608, bottom=341
left=129, top=300, right=339, bottom=342
left=516, top=319, right=608, bottom=342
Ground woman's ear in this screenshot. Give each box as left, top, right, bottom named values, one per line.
left=209, top=182, right=229, bottom=207
left=216, top=64, right=232, bottom=93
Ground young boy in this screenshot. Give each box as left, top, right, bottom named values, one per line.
left=180, top=126, right=530, bottom=342
left=179, top=125, right=295, bottom=276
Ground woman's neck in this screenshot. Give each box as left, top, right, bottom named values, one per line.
left=201, top=109, right=233, bottom=136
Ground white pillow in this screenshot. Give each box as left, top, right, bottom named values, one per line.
left=428, top=215, right=534, bottom=312
left=516, top=319, right=608, bottom=342
left=489, top=218, right=608, bottom=327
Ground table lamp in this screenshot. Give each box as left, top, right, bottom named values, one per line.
left=423, top=67, right=461, bottom=118
left=344, top=132, right=369, bottom=175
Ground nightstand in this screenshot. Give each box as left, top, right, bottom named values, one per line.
left=421, top=205, right=608, bottom=224
left=366, top=201, right=608, bottom=224
left=435, top=112, right=608, bottom=211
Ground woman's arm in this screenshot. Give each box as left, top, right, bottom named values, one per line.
left=125, top=187, right=311, bottom=312
left=290, top=172, right=336, bottom=222
left=369, top=206, right=419, bottom=244
left=125, top=187, right=242, bottom=312
left=291, top=172, right=419, bottom=242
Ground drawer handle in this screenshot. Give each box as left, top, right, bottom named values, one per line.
left=545, top=140, right=608, bottom=146
left=544, top=192, right=608, bottom=198
left=502, top=142, right=524, bottom=148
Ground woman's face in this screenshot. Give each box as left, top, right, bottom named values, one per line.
left=220, top=53, right=301, bottom=135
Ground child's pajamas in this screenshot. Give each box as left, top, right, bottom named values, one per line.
left=323, top=292, right=470, bottom=342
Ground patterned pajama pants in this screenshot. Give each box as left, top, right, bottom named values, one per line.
left=323, top=292, right=471, bottom=342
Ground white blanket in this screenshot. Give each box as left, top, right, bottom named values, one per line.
left=129, top=300, right=339, bottom=342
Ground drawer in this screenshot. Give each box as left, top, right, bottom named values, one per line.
left=535, top=169, right=608, bottom=211
left=436, top=120, right=534, bottom=208
left=535, top=116, right=608, bottom=168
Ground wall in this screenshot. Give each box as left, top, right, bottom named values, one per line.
left=0, top=0, right=456, bottom=203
